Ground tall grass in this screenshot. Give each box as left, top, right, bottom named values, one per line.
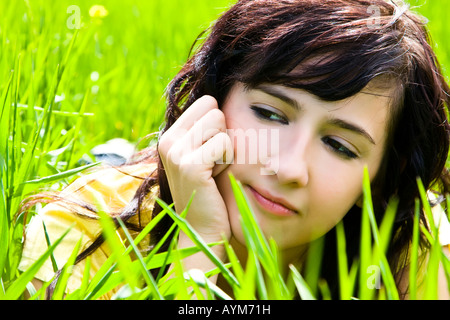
left=0, top=0, right=449, bottom=300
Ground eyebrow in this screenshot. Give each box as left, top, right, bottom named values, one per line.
left=254, top=84, right=301, bottom=111
left=253, top=84, right=376, bottom=145
left=327, top=118, right=376, bottom=145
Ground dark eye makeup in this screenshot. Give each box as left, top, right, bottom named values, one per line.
left=250, top=105, right=289, bottom=125
left=250, top=104, right=359, bottom=160
left=321, top=137, right=358, bottom=160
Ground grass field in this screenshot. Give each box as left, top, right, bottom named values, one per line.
left=0, top=0, right=449, bottom=300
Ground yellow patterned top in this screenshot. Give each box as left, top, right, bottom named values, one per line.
left=19, top=162, right=158, bottom=299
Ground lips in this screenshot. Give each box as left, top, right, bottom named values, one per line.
left=247, top=185, right=299, bottom=217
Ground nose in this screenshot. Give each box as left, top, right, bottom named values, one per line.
left=270, top=135, right=310, bottom=188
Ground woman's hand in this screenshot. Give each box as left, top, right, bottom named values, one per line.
left=158, top=95, right=234, bottom=244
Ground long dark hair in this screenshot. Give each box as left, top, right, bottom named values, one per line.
left=21, top=0, right=450, bottom=299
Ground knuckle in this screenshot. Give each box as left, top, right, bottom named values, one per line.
left=213, top=131, right=226, bottom=140
left=157, top=137, right=170, bottom=155
left=201, top=95, right=219, bottom=109
left=216, top=131, right=230, bottom=141
left=166, top=147, right=183, bottom=165
left=158, top=130, right=178, bottom=154
left=206, top=109, right=226, bottom=128
left=208, top=107, right=223, bottom=119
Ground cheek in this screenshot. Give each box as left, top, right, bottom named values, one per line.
left=311, top=151, right=384, bottom=217
left=310, top=164, right=363, bottom=220
left=298, top=181, right=360, bottom=244
left=318, top=172, right=361, bottom=200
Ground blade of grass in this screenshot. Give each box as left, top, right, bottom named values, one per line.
left=417, top=178, right=437, bottom=233
left=97, top=209, right=138, bottom=292
left=8, top=53, right=21, bottom=205
left=408, top=198, right=421, bottom=300
left=228, top=174, right=290, bottom=298
left=318, top=279, right=332, bottom=300
left=146, top=243, right=223, bottom=270
left=41, top=221, right=59, bottom=273
left=116, top=217, right=163, bottom=300
left=440, top=250, right=450, bottom=294
left=155, top=197, right=240, bottom=288
left=51, top=236, right=83, bottom=300
left=185, top=269, right=208, bottom=300
left=14, top=161, right=100, bottom=189
left=80, top=215, right=174, bottom=300
left=27, top=280, right=50, bottom=300
left=289, top=264, right=316, bottom=300
left=416, top=178, right=442, bottom=299
left=69, top=256, right=92, bottom=300
left=229, top=175, right=272, bottom=268
left=222, top=235, right=245, bottom=293
left=81, top=257, right=117, bottom=300
left=240, top=219, right=268, bottom=299
left=378, top=198, right=398, bottom=257
left=362, top=167, right=399, bottom=300
left=1, top=225, right=72, bottom=300
left=0, top=71, right=14, bottom=122
left=423, top=235, right=441, bottom=299
left=184, top=268, right=232, bottom=300
left=0, top=168, right=9, bottom=281
left=153, top=215, right=182, bottom=282
left=171, top=248, right=191, bottom=300
left=359, top=181, right=373, bottom=300
left=303, top=236, right=325, bottom=299
left=336, top=220, right=351, bottom=299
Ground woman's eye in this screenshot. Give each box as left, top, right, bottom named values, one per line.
left=322, top=137, right=358, bottom=160
left=250, top=105, right=289, bottom=125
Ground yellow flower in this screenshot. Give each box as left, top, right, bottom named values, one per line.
left=89, top=5, right=109, bottom=18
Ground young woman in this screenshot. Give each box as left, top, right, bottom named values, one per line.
left=19, top=0, right=450, bottom=299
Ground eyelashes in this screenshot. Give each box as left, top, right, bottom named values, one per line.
left=250, top=105, right=289, bottom=125
left=321, top=137, right=358, bottom=160
left=250, top=104, right=359, bottom=160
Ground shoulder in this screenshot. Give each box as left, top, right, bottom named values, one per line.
left=60, top=161, right=158, bottom=213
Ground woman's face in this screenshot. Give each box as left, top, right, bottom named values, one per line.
left=214, top=82, right=393, bottom=253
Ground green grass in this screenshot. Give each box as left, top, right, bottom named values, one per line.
left=0, top=0, right=449, bottom=300
left=409, top=0, right=450, bottom=82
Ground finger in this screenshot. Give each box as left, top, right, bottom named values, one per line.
left=212, top=134, right=234, bottom=177
left=189, top=131, right=233, bottom=170
left=168, top=95, right=219, bottom=133
left=178, top=108, right=227, bottom=152
left=158, top=96, right=220, bottom=160
left=161, top=110, right=228, bottom=168
left=213, top=128, right=234, bottom=175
